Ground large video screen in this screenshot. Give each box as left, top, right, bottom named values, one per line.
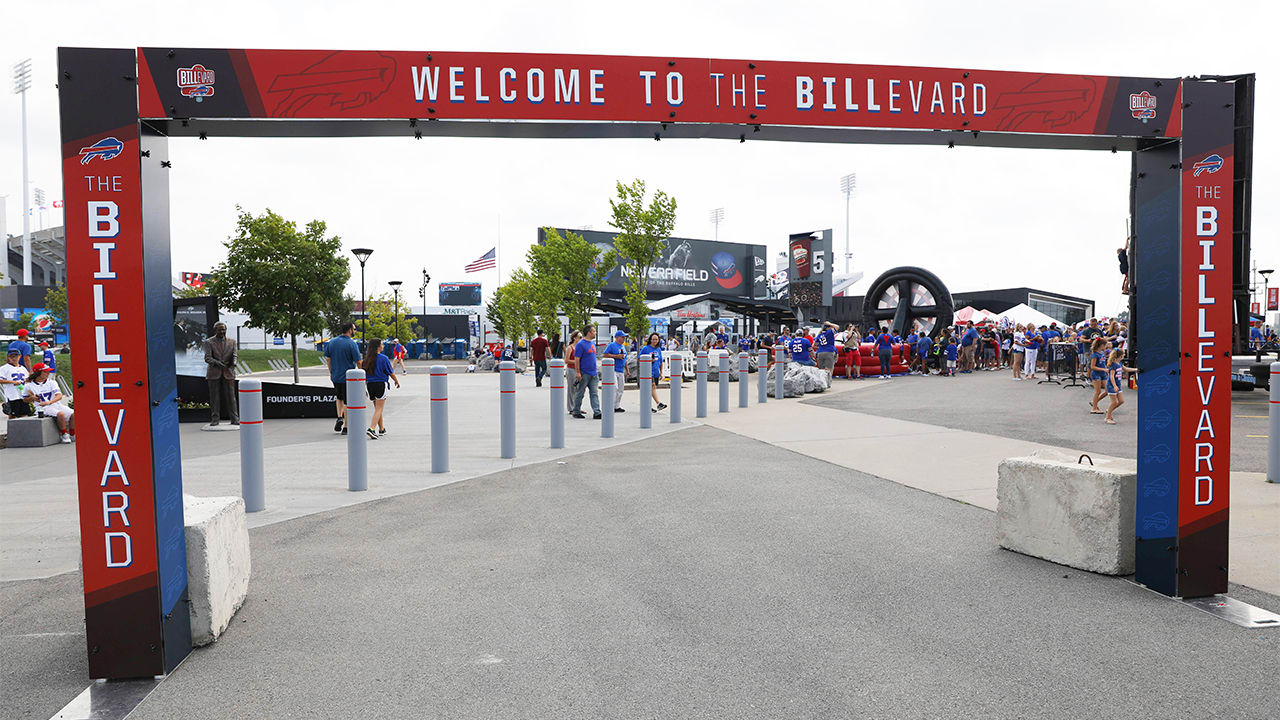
left=439, top=282, right=482, bottom=306
left=538, top=228, right=767, bottom=299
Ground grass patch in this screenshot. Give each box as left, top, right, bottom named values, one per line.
left=237, top=348, right=324, bottom=373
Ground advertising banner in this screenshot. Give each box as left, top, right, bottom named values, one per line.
left=538, top=228, right=766, bottom=299
left=787, top=230, right=832, bottom=308
left=439, top=282, right=482, bottom=306
left=180, top=271, right=210, bottom=289
left=136, top=49, right=1182, bottom=141
left=1269, top=287, right=1278, bottom=311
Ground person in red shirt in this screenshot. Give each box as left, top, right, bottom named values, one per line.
left=531, top=329, right=550, bottom=387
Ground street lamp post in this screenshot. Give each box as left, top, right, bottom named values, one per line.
left=389, top=280, right=403, bottom=342
left=351, top=248, right=374, bottom=344
left=418, top=268, right=431, bottom=321
left=709, top=207, right=724, bottom=242
left=840, top=173, right=856, bottom=275
left=1260, top=269, right=1274, bottom=360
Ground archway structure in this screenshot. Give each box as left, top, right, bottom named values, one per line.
left=56, top=48, right=1249, bottom=679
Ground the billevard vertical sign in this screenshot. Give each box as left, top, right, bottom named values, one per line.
left=58, top=47, right=190, bottom=678
left=1176, top=82, right=1234, bottom=598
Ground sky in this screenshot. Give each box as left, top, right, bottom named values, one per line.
left=1, top=0, right=1277, bottom=320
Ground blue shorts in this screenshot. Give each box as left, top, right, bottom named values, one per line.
left=1106, top=380, right=1122, bottom=394
left=1090, top=371, right=1106, bottom=381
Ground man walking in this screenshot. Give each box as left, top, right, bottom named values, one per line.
left=602, top=330, right=628, bottom=413
left=570, top=325, right=601, bottom=419
left=814, top=321, right=838, bottom=378
left=531, top=329, right=550, bottom=387
left=323, top=322, right=362, bottom=435
left=959, top=322, right=979, bottom=373
left=203, top=321, right=239, bottom=426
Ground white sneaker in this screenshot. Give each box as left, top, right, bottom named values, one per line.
left=60, top=434, right=72, bottom=444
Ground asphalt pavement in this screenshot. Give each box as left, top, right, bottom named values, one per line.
left=10, top=425, right=1268, bottom=719
left=803, top=366, right=1269, bottom=472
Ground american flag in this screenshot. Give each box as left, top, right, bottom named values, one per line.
left=464, top=247, right=496, bottom=273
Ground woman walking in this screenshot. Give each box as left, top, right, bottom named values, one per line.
left=362, top=338, right=400, bottom=438
left=876, top=326, right=894, bottom=378
left=1088, top=337, right=1109, bottom=415
left=638, top=332, right=668, bottom=412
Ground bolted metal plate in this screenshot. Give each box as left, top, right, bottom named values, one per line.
left=50, top=679, right=159, bottom=720
left=1178, top=594, right=1280, bottom=629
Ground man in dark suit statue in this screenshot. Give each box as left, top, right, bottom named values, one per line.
left=203, top=321, right=239, bottom=426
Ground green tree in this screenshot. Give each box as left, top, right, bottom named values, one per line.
left=363, top=292, right=414, bottom=343
left=211, top=207, right=350, bottom=383
left=43, top=284, right=68, bottom=325
left=323, top=294, right=356, bottom=336
left=485, top=285, right=510, bottom=343
left=609, top=179, right=676, bottom=337
left=530, top=228, right=617, bottom=329
left=174, top=284, right=208, bottom=299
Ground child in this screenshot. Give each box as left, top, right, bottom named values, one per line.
left=1103, top=349, right=1137, bottom=425
left=944, top=338, right=958, bottom=377
left=24, top=363, right=74, bottom=443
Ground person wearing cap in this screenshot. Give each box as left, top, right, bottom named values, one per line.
left=202, top=321, right=239, bottom=427
left=10, top=328, right=33, bottom=370
left=38, top=341, right=57, bottom=374
left=391, top=338, right=408, bottom=375
left=2, top=348, right=33, bottom=418
left=602, top=330, right=628, bottom=413
left=24, top=363, right=74, bottom=443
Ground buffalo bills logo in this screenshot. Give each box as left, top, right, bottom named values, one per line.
left=711, top=251, right=741, bottom=289
left=1142, top=476, right=1171, bottom=497
left=1193, top=154, right=1224, bottom=177
left=78, top=137, right=123, bottom=165
left=1141, top=512, right=1170, bottom=532
left=177, top=64, right=216, bottom=102
left=266, top=51, right=396, bottom=117
left=1142, top=443, right=1172, bottom=464
left=991, top=74, right=1099, bottom=132
left=1143, top=408, right=1173, bottom=430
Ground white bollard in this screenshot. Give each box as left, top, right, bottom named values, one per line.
left=500, top=360, right=516, bottom=459
left=430, top=365, right=449, bottom=473
left=738, top=352, right=749, bottom=408
left=238, top=379, right=265, bottom=512
left=345, top=368, right=368, bottom=492
left=1269, top=362, right=1279, bottom=483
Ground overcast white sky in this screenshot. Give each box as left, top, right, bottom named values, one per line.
left=2, top=0, right=1276, bottom=319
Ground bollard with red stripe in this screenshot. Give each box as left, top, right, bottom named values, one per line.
left=1269, top=362, right=1279, bottom=483
left=346, top=368, right=368, bottom=491
left=695, top=350, right=708, bottom=418
left=238, top=378, right=265, bottom=512
left=601, top=364, right=615, bottom=439
left=500, top=360, right=516, bottom=459
left=430, top=365, right=449, bottom=473
left=549, top=359, right=565, bottom=448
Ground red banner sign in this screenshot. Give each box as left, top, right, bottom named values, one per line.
left=136, top=49, right=1181, bottom=139
left=1269, top=287, right=1278, bottom=311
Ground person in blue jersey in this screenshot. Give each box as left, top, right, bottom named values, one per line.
left=361, top=338, right=400, bottom=439
left=944, top=337, right=958, bottom=376
left=916, top=333, right=933, bottom=375
left=876, top=326, right=894, bottom=378
left=9, top=328, right=33, bottom=370
left=1088, top=336, right=1109, bottom=415
left=602, top=330, right=628, bottom=413
left=323, top=322, right=363, bottom=435
left=570, top=325, right=601, bottom=419
left=1022, top=327, right=1042, bottom=380
left=1102, top=347, right=1137, bottom=425
left=777, top=326, right=792, bottom=359
left=790, top=331, right=815, bottom=366
left=37, top=341, right=57, bottom=374
left=738, top=335, right=753, bottom=354
left=959, top=322, right=979, bottom=373
left=814, top=321, right=838, bottom=378
left=638, top=332, right=668, bottom=412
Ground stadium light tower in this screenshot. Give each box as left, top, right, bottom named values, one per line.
left=13, top=59, right=32, bottom=284
left=840, top=173, right=856, bottom=274
left=709, top=207, right=725, bottom=242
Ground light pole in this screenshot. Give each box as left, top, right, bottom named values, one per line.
left=417, top=268, right=431, bottom=320
left=389, top=280, right=403, bottom=342
left=709, top=208, right=724, bottom=242
left=1261, top=269, right=1274, bottom=351
left=351, top=248, right=373, bottom=344
left=840, top=173, right=856, bottom=275
left=13, top=59, right=32, bottom=285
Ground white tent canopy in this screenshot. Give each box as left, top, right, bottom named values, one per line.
left=1000, top=302, right=1058, bottom=328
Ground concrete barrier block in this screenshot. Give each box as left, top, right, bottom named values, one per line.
left=184, top=494, right=251, bottom=646
left=6, top=417, right=60, bottom=447
left=997, top=453, right=1137, bottom=575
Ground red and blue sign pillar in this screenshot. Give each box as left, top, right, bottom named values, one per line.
left=1134, top=80, right=1234, bottom=597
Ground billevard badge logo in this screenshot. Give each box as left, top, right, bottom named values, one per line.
left=711, top=251, right=741, bottom=289
left=1129, top=90, right=1157, bottom=121
left=177, top=64, right=216, bottom=102
left=1193, top=154, right=1224, bottom=177
left=78, top=137, right=123, bottom=165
